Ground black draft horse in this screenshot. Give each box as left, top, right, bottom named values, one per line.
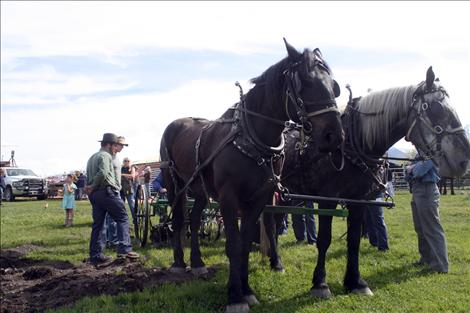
left=267, top=67, right=470, bottom=298
left=160, top=39, right=343, bottom=313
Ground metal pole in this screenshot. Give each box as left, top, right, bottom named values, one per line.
left=284, top=193, right=394, bottom=208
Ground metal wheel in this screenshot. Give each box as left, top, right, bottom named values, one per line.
left=199, top=209, right=223, bottom=242
left=134, top=184, right=150, bottom=247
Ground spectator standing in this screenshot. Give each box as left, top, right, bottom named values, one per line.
left=0, top=168, right=6, bottom=206
left=105, top=136, right=128, bottom=247
left=292, top=201, right=317, bottom=244
left=144, top=166, right=152, bottom=196
left=62, top=174, right=77, bottom=227
left=121, top=158, right=137, bottom=227
left=85, top=133, right=139, bottom=265
left=75, top=172, right=87, bottom=200
left=365, top=164, right=389, bottom=251
left=406, top=157, right=448, bottom=273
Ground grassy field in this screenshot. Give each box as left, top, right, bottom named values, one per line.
left=1, top=191, right=470, bottom=313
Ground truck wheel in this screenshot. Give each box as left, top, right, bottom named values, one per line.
left=5, top=186, right=15, bottom=202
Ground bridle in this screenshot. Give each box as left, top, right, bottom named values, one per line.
left=231, top=56, right=340, bottom=157
left=283, top=59, right=340, bottom=134
left=405, top=84, right=465, bottom=160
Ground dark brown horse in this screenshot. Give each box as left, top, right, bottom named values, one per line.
left=267, top=67, right=470, bottom=298
left=160, top=39, right=344, bottom=313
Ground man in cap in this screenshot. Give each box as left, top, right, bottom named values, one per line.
left=104, top=136, right=129, bottom=248
left=85, top=133, right=139, bottom=265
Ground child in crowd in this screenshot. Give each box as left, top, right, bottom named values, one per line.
left=62, top=174, right=77, bottom=227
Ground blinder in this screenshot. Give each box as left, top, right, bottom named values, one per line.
left=283, top=59, right=340, bottom=135
left=405, top=84, right=465, bottom=159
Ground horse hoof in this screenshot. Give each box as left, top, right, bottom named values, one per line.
left=351, top=287, right=374, bottom=296
left=225, top=302, right=250, bottom=313
left=243, top=294, right=260, bottom=306
left=191, top=266, right=208, bottom=277
left=271, top=265, right=285, bottom=273
left=310, top=287, right=332, bottom=299
left=169, top=266, right=186, bottom=274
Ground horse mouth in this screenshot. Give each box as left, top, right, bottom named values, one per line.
left=441, top=154, right=469, bottom=177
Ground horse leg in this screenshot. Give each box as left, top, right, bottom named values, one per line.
left=263, top=212, right=285, bottom=272
left=239, top=196, right=272, bottom=307
left=169, top=193, right=188, bottom=273
left=190, top=194, right=208, bottom=276
left=219, top=186, right=249, bottom=313
left=450, top=177, right=455, bottom=195
left=344, top=205, right=373, bottom=295
left=311, top=203, right=334, bottom=299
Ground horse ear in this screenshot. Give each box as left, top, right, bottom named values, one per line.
left=283, top=38, right=301, bottom=60
left=333, top=80, right=341, bottom=98
left=313, top=48, right=323, bottom=58
left=426, top=66, right=435, bottom=90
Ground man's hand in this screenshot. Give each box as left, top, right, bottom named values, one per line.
left=159, top=188, right=167, bottom=193
left=85, top=185, right=93, bottom=195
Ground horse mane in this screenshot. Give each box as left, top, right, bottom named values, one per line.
left=356, top=85, right=418, bottom=150
left=249, top=49, right=315, bottom=107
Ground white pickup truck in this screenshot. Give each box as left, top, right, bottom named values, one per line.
left=2, top=167, right=48, bottom=201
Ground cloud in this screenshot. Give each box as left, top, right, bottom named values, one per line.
left=2, top=1, right=470, bottom=176
left=1, top=79, right=242, bottom=175
left=2, top=2, right=470, bottom=59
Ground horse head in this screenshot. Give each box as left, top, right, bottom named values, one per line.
left=406, top=66, right=470, bottom=176
left=282, top=39, right=344, bottom=153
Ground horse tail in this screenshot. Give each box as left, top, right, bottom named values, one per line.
left=160, top=122, right=183, bottom=205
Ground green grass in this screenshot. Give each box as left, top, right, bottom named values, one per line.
left=1, top=191, right=470, bottom=313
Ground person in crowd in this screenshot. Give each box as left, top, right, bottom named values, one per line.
left=85, top=133, right=139, bottom=265
left=121, top=157, right=137, bottom=226
left=152, top=171, right=167, bottom=195
left=75, top=172, right=86, bottom=200
left=292, top=201, right=317, bottom=244
left=151, top=170, right=168, bottom=222
left=62, top=174, right=77, bottom=227
left=0, top=168, right=6, bottom=206
left=406, top=156, right=448, bottom=273
left=144, top=166, right=152, bottom=196
left=73, top=171, right=80, bottom=200
left=105, top=136, right=129, bottom=247
left=365, top=164, right=389, bottom=251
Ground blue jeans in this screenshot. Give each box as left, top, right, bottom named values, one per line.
left=121, top=191, right=136, bottom=225
left=292, top=202, right=317, bottom=243
left=89, top=188, right=132, bottom=259
left=104, top=213, right=118, bottom=246
left=365, top=203, right=389, bottom=250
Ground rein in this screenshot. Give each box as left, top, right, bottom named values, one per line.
left=164, top=57, right=343, bottom=206
left=405, top=86, right=465, bottom=160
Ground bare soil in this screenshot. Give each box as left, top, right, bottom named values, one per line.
left=0, top=245, right=218, bottom=313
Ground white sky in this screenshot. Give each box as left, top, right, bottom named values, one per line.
left=1, top=1, right=469, bottom=176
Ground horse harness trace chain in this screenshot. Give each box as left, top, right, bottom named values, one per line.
left=162, top=59, right=341, bottom=208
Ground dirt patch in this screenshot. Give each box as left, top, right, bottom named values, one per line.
left=0, top=246, right=219, bottom=313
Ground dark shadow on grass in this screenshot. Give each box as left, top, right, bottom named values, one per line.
left=46, top=221, right=93, bottom=229
left=257, top=290, right=336, bottom=313
left=365, top=263, right=434, bottom=289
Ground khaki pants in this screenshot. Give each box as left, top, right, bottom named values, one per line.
left=411, top=182, right=449, bottom=272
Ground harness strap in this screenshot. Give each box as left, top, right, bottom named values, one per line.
left=307, top=106, right=340, bottom=117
